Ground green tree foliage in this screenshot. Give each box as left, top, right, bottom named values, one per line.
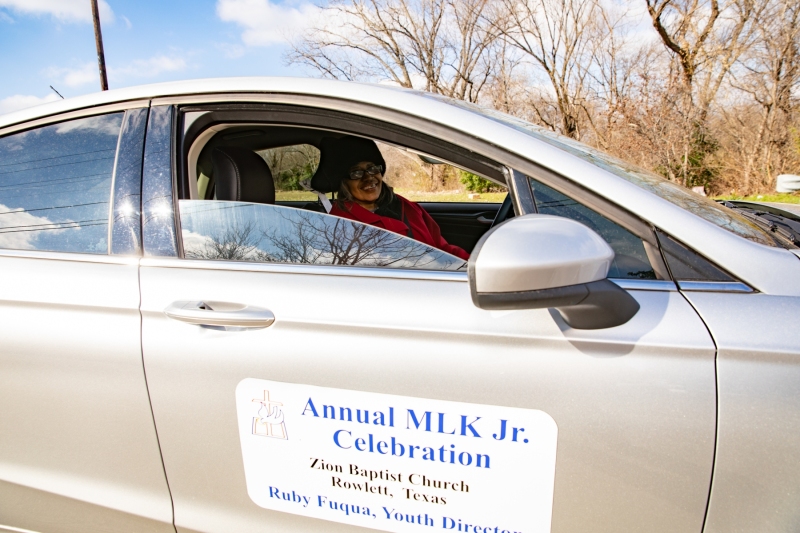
left=459, top=170, right=500, bottom=193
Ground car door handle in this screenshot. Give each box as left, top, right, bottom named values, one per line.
left=477, top=215, right=495, bottom=224
left=164, top=301, right=275, bottom=329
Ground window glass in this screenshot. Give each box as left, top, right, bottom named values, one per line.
left=258, top=144, right=321, bottom=202
left=376, top=142, right=506, bottom=204
left=423, top=93, right=778, bottom=247
left=656, top=229, right=734, bottom=282
left=179, top=200, right=466, bottom=271
left=0, top=113, right=123, bottom=254
left=529, top=177, right=656, bottom=279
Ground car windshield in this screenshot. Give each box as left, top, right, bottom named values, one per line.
left=425, top=94, right=779, bottom=247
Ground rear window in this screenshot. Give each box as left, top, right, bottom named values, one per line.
left=0, top=113, right=123, bottom=254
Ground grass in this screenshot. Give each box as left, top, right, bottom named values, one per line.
left=275, top=189, right=507, bottom=203
left=275, top=190, right=325, bottom=201
left=714, top=193, right=800, bottom=204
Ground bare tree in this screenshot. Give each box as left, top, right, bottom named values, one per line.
left=493, top=0, right=607, bottom=139
left=644, top=0, right=759, bottom=186
left=719, top=0, right=800, bottom=193
left=182, top=206, right=465, bottom=270
left=184, top=221, right=263, bottom=261
left=288, top=0, right=502, bottom=101
left=284, top=0, right=798, bottom=196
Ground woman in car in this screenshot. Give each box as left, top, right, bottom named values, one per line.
left=311, top=135, right=470, bottom=260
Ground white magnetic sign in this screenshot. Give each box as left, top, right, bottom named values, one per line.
left=236, top=379, right=558, bottom=533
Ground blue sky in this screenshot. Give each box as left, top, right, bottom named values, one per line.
left=0, top=0, right=313, bottom=114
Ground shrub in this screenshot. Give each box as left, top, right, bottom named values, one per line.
left=460, top=170, right=498, bottom=193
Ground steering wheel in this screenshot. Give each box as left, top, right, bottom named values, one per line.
left=490, top=193, right=514, bottom=229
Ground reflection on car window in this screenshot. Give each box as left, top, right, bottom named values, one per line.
left=0, top=113, right=123, bottom=254
left=423, top=94, right=777, bottom=247
left=179, top=200, right=466, bottom=271
left=529, top=178, right=656, bottom=279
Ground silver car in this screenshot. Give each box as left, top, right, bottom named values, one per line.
left=0, top=78, right=798, bottom=533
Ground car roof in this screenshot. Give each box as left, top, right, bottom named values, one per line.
left=0, top=77, right=433, bottom=130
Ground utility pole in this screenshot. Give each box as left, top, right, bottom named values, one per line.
left=90, top=0, right=109, bottom=91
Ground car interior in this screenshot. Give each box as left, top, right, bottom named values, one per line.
left=178, top=105, right=513, bottom=256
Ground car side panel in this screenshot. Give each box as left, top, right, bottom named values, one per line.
left=684, top=292, right=800, bottom=533
left=140, top=263, right=716, bottom=533
left=0, top=254, right=174, bottom=533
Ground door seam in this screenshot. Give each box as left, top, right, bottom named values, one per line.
left=137, top=262, right=179, bottom=533
left=679, top=290, right=719, bottom=533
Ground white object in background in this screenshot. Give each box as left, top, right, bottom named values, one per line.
left=776, top=174, right=800, bottom=193
left=691, top=186, right=707, bottom=196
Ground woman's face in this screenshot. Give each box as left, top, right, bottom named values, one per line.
left=344, top=161, right=383, bottom=205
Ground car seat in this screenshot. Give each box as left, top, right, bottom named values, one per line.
left=211, top=147, right=275, bottom=204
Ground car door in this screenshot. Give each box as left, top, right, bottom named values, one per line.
left=0, top=107, right=174, bottom=533
left=139, top=102, right=717, bottom=533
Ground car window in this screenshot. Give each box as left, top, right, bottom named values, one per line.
left=377, top=142, right=506, bottom=203
left=179, top=200, right=466, bottom=271
left=529, top=177, right=657, bottom=279
left=655, top=229, right=735, bottom=282
left=0, top=113, right=123, bottom=254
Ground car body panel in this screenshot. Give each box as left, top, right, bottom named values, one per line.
left=139, top=258, right=715, bottom=533
left=0, top=252, right=173, bottom=533
left=683, top=292, right=800, bottom=533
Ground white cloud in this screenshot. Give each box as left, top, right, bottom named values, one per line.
left=45, top=62, right=98, bottom=88
left=113, top=55, right=187, bottom=79
left=54, top=113, right=121, bottom=135
left=0, top=204, right=72, bottom=250
left=0, top=0, right=114, bottom=23
left=121, top=15, right=131, bottom=29
left=182, top=230, right=216, bottom=254
left=217, top=0, right=320, bottom=46
left=0, top=10, right=13, bottom=22
left=44, top=55, right=188, bottom=89
left=0, top=93, right=60, bottom=115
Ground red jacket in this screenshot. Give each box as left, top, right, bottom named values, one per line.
left=330, top=195, right=470, bottom=260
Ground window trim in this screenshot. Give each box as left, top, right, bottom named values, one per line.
left=0, top=100, right=150, bottom=138
left=0, top=248, right=139, bottom=265
left=140, top=255, right=468, bottom=282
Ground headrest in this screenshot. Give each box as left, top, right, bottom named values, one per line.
left=310, top=136, right=387, bottom=193
left=212, top=147, right=275, bottom=204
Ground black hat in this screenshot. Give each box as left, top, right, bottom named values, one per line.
left=310, top=136, right=387, bottom=193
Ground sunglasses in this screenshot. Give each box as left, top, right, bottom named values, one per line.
left=347, top=165, right=383, bottom=180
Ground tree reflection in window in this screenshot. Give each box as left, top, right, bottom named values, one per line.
left=179, top=200, right=466, bottom=271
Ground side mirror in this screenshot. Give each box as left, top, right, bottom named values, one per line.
left=469, top=214, right=640, bottom=329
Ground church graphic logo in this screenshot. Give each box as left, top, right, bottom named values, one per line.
left=252, top=390, right=288, bottom=440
